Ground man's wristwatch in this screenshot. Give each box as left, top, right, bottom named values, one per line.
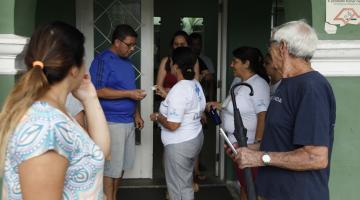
left=262, top=152, right=271, bottom=166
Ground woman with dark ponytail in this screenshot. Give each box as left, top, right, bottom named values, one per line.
left=207, top=46, right=270, bottom=200
left=150, top=47, right=206, bottom=200
left=0, top=22, right=110, bottom=199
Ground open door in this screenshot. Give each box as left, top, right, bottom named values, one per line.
left=152, top=0, right=224, bottom=181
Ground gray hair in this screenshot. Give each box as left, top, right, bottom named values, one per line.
left=271, top=20, right=318, bottom=60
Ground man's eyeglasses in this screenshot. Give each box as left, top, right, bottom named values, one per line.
left=120, top=40, right=136, bottom=49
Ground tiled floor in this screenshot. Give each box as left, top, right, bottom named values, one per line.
left=118, top=100, right=237, bottom=199
left=117, top=181, right=238, bottom=200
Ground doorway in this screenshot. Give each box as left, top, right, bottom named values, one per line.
left=152, top=0, right=222, bottom=182
left=76, top=0, right=154, bottom=178
left=76, top=0, right=228, bottom=181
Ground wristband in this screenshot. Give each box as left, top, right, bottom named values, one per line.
left=254, top=139, right=262, bottom=144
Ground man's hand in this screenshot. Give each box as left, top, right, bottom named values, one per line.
left=129, top=89, right=146, bottom=101
left=225, top=143, right=239, bottom=159
left=225, top=144, right=263, bottom=169
left=134, top=113, right=144, bottom=129
left=234, top=147, right=263, bottom=169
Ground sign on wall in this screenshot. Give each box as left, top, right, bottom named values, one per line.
left=325, top=0, right=360, bottom=34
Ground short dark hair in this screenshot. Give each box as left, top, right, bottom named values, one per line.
left=172, top=47, right=197, bottom=80
left=189, top=32, right=202, bottom=42
left=232, top=46, right=269, bottom=83
left=111, top=24, right=137, bottom=44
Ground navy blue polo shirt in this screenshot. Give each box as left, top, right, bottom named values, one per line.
left=89, top=50, right=136, bottom=123
left=256, top=71, right=336, bottom=200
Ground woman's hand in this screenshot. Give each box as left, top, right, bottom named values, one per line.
left=150, top=112, right=180, bottom=131
left=155, top=86, right=168, bottom=98
left=206, top=101, right=221, bottom=112
left=72, top=74, right=97, bottom=103
left=200, top=112, right=207, bottom=125
left=149, top=112, right=159, bottom=122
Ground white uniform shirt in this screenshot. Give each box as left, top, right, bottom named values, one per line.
left=65, top=93, right=84, bottom=117
left=159, top=80, right=206, bottom=146
left=221, top=74, right=270, bottom=144
left=270, top=80, right=282, bottom=97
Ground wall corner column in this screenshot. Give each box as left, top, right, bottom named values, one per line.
left=0, top=34, right=29, bottom=105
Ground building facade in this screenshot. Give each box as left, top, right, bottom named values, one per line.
left=0, top=0, right=359, bottom=199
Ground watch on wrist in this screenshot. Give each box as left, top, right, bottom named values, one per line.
left=262, top=152, right=271, bottom=166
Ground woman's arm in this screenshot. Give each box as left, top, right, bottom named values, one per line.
left=194, top=59, right=200, bottom=81
left=150, top=112, right=180, bottom=131
left=254, top=111, right=266, bottom=143
left=73, top=75, right=110, bottom=158
left=19, top=151, right=68, bottom=200
left=83, top=97, right=110, bottom=158
left=156, top=57, right=169, bottom=91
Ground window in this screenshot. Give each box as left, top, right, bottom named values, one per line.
left=180, top=17, right=204, bottom=33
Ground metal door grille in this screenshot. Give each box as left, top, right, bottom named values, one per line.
left=94, top=0, right=142, bottom=80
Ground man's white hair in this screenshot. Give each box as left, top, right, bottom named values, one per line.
left=271, top=20, right=318, bottom=59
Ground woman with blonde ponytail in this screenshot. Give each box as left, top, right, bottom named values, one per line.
left=0, top=21, right=110, bottom=199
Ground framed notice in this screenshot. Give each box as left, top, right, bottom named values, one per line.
left=325, top=0, right=360, bottom=34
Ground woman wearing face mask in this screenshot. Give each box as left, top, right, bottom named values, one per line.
left=0, top=22, right=110, bottom=199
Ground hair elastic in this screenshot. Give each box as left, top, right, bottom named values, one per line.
left=32, top=61, right=44, bottom=69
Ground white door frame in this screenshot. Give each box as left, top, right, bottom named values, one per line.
left=76, top=0, right=154, bottom=179
left=75, top=0, right=94, bottom=70
left=127, top=0, right=154, bottom=178
left=216, top=0, right=228, bottom=181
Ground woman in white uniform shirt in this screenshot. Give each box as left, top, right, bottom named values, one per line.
left=150, top=47, right=206, bottom=200
left=264, top=53, right=282, bottom=97
left=207, top=47, right=270, bottom=200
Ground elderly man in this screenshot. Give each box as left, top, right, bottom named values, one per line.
left=231, top=20, right=336, bottom=200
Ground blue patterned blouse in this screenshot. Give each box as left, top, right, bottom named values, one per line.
left=2, top=102, right=105, bottom=200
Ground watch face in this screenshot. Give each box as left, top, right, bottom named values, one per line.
left=262, top=154, right=271, bottom=163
